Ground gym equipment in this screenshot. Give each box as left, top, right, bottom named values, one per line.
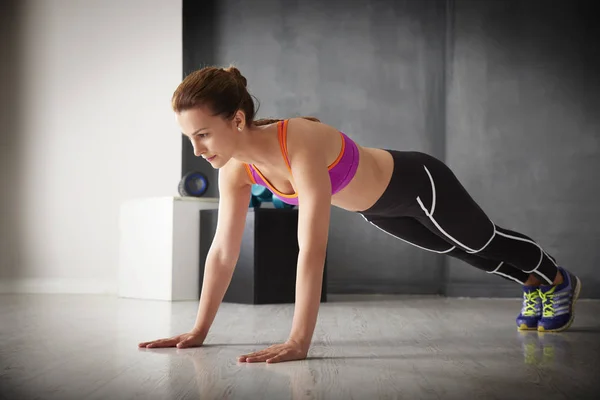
left=249, top=184, right=295, bottom=209
left=251, top=185, right=273, bottom=201
left=249, top=195, right=262, bottom=208
left=178, top=171, right=209, bottom=197
left=272, top=197, right=295, bottom=209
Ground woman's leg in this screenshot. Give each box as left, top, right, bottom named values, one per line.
left=406, top=151, right=561, bottom=285
left=404, top=151, right=581, bottom=332
left=360, top=214, right=531, bottom=285
left=360, top=213, right=544, bottom=330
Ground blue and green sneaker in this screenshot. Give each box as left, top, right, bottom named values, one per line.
left=538, top=267, right=582, bottom=332
left=516, top=286, right=542, bottom=330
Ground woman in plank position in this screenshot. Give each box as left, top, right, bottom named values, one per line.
left=138, top=66, right=581, bottom=363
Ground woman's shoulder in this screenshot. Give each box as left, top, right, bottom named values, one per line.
left=220, top=157, right=254, bottom=187
left=285, top=117, right=350, bottom=166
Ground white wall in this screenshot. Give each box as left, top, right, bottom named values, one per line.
left=0, top=0, right=183, bottom=295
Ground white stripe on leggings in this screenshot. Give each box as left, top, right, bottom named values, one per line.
left=494, top=271, right=526, bottom=285
left=417, top=164, right=554, bottom=285
left=543, top=249, right=558, bottom=267
left=495, top=231, right=553, bottom=284
left=490, top=261, right=504, bottom=273
left=417, top=165, right=496, bottom=253
left=360, top=214, right=456, bottom=254
left=486, top=261, right=526, bottom=284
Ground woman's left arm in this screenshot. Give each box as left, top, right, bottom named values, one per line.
left=237, top=122, right=332, bottom=364
left=286, top=132, right=332, bottom=353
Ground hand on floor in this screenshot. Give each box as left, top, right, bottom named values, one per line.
left=138, top=330, right=206, bottom=349
left=238, top=339, right=308, bottom=364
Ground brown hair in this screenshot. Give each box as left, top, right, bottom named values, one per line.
left=171, top=65, right=320, bottom=127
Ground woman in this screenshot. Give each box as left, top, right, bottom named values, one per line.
left=138, top=66, right=581, bottom=363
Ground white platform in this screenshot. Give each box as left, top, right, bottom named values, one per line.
left=118, top=196, right=219, bottom=301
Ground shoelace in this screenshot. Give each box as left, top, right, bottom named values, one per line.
left=522, top=290, right=540, bottom=316
left=539, top=286, right=556, bottom=317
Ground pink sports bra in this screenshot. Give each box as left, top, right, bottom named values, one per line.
left=243, top=119, right=359, bottom=206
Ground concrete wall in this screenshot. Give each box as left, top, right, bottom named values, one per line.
left=445, top=0, right=600, bottom=298
left=183, top=0, right=600, bottom=298
left=5, top=0, right=595, bottom=297
left=183, top=0, right=449, bottom=295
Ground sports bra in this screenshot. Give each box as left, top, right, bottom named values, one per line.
left=243, top=119, right=359, bottom=206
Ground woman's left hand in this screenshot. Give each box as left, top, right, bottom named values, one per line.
left=238, top=339, right=308, bottom=364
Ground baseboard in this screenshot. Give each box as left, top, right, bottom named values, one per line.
left=443, top=282, right=522, bottom=298
left=0, top=278, right=117, bottom=295
left=328, top=280, right=521, bottom=298
left=329, top=280, right=600, bottom=299
left=444, top=282, right=600, bottom=299
left=2, top=278, right=598, bottom=299
left=328, top=280, right=442, bottom=295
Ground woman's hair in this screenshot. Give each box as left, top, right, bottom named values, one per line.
left=171, top=65, right=320, bottom=127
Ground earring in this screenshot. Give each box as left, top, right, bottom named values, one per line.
left=238, top=127, right=242, bottom=131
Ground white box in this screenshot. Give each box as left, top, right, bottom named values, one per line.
left=118, top=196, right=219, bottom=301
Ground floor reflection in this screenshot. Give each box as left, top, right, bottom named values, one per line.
left=517, top=330, right=574, bottom=366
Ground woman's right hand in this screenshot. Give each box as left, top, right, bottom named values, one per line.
left=138, top=330, right=206, bottom=349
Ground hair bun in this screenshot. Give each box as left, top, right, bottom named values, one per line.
left=225, top=66, right=247, bottom=87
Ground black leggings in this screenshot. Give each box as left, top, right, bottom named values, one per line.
left=359, top=150, right=559, bottom=285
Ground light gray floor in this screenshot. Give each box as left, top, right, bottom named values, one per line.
left=1, top=293, right=599, bottom=400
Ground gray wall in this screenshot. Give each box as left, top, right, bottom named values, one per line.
left=182, top=0, right=219, bottom=196
left=211, top=0, right=448, bottom=295
left=445, top=0, right=600, bottom=298
left=184, top=0, right=600, bottom=298
left=0, top=0, right=24, bottom=283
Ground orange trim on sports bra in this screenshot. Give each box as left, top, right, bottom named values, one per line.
left=251, top=165, right=298, bottom=198
left=279, top=119, right=345, bottom=170
left=279, top=120, right=293, bottom=173
left=327, top=132, right=346, bottom=169
left=247, top=119, right=347, bottom=198
left=249, top=120, right=298, bottom=198
left=243, top=163, right=256, bottom=184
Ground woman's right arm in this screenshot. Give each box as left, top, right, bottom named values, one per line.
left=138, top=161, right=251, bottom=349
left=190, top=161, right=252, bottom=337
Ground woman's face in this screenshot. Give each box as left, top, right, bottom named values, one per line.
left=177, top=106, right=243, bottom=169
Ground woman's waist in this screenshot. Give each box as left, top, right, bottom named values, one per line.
left=331, top=146, right=395, bottom=211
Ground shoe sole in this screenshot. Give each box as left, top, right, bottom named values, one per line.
left=538, top=276, right=582, bottom=332
left=517, top=323, right=538, bottom=331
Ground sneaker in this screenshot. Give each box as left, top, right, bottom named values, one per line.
left=516, top=286, right=542, bottom=330
left=538, top=266, right=582, bottom=332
